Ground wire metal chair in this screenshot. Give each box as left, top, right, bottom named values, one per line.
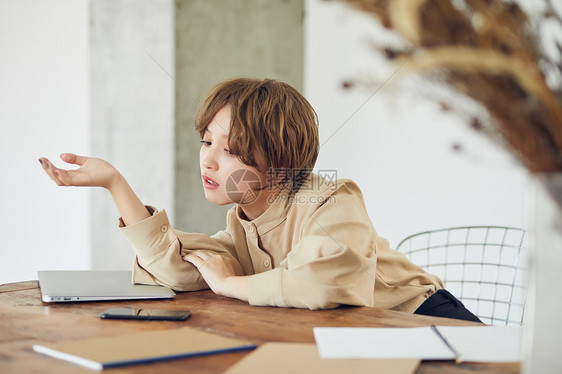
left=396, top=226, right=526, bottom=326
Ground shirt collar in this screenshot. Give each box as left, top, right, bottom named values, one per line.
left=234, top=190, right=289, bottom=235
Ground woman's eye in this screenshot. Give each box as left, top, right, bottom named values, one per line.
left=200, top=140, right=211, bottom=146
left=224, top=149, right=234, bottom=155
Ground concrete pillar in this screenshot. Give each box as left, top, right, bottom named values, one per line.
left=175, top=0, right=304, bottom=234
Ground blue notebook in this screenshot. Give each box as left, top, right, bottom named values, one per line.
left=33, top=327, right=256, bottom=370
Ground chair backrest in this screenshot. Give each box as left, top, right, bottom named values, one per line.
left=396, top=226, right=526, bottom=326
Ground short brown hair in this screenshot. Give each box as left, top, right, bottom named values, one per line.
left=195, top=78, right=319, bottom=191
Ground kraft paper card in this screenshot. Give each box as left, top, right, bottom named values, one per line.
left=223, top=342, right=420, bottom=374
left=33, top=326, right=256, bottom=370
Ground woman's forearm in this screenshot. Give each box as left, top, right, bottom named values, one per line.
left=108, top=173, right=151, bottom=226
left=224, top=276, right=249, bottom=302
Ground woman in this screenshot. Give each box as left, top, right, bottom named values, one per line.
left=40, top=78, right=480, bottom=321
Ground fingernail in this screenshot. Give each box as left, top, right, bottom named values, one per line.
left=38, top=159, right=43, bottom=165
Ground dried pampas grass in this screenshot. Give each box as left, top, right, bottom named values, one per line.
left=342, top=0, right=562, bottom=173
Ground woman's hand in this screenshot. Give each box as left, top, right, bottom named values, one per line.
left=183, top=251, right=249, bottom=301
left=39, top=153, right=151, bottom=226
left=39, top=153, right=122, bottom=191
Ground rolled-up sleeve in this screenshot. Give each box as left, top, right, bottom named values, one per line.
left=248, top=182, right=378, bottom=310
left=120, top=207, right=242, bottom=291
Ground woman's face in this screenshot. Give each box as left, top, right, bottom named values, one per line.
left=199, top=105, right=272, bottom=216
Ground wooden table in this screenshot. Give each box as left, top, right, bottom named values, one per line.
left=0, top=281, right=520, bottom=373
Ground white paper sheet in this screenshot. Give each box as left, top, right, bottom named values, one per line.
left=313, top=327, right=456, bottom=360
left=436, top=326, right=521, bottom=362
left=313, top=326, right=522, bottom=362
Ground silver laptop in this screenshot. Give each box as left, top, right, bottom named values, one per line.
left=38, top=270, right=175, bottom=302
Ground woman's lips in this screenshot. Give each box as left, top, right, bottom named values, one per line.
left=202, top=175, right=220, bottom=189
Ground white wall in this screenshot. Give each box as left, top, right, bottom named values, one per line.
left=304, top=0, right=529, bottom=248
left=0, top=0, right=90, bottom=283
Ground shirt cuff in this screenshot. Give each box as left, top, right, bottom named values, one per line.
left=248, top=268, right=287, bottom=307
left=119, top=207, right=174, bottom=259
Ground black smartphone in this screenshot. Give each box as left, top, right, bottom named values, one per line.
left=100, top=308, right=191, bottom=321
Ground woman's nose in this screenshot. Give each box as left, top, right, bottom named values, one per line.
left=201, top=146, right=218, bottom=170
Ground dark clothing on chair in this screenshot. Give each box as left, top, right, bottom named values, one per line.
left=414, top=289, right=482, bottom=323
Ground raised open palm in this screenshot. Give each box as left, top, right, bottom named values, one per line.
left=39, top=153, right=120, bottom=189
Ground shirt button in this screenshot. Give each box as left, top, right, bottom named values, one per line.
left=264, top=259, right=270, bottom=267
left=160, top=225, right=168, bottom=233
left=249, top=225, right=256, bottom=233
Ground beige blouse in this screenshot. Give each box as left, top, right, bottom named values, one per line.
left=120, top=173, right=443, bottom=312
